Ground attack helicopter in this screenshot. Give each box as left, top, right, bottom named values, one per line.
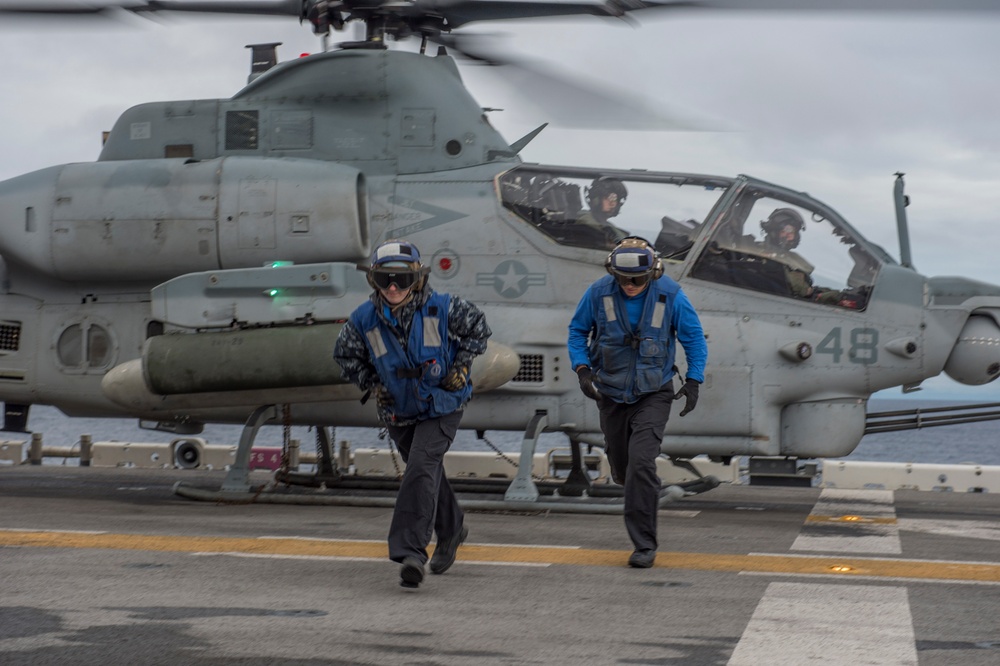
left=1, top=1, right=999, bottom=499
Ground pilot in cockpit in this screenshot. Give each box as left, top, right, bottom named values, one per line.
left=575, top=177, right=630, bottom=249
left=752, top=208, right=840, bottom=304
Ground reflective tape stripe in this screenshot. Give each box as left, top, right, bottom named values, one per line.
left=602, top=296, right=617, bottom=322
left=365, top=329, right=388, bottom=358
left=651, top=301, right=665, bottom=329
left=423, top=317, right=442, bottom=347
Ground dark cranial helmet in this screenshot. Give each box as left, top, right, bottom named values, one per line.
left=585, top=177, right=628, bottom=218
left=761, top=208, right=805, bottom=250
left=604, top=236, right=664, bottom=287
left=366, top=240, right=429, bottom=292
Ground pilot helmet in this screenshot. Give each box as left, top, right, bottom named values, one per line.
left=586, top=177, right=628, bottom=218
left=367, top=240, right=429, bottom=292
left=761, top=208, right=805, bottom=250
left=605, top=237, right=663, bottom=288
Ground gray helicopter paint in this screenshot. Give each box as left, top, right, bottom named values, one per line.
left=386, top=194, right=465, bottom=236
left=98, top=50, right=514, bottom=178
left=1, top=47, right=999, bottom=462
left=0, top=153, right=991, bottom=458
left=0, top=156, right=368, bottom=282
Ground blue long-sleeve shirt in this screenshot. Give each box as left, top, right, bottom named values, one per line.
left=567, top=279, right=707, bottom=383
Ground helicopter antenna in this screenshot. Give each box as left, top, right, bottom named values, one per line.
left=245, top=42, right=283, bottom=83
left=893, top=172, right=915, bottom=271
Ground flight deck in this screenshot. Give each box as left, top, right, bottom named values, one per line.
left=1, top=465, right=998, bottom=665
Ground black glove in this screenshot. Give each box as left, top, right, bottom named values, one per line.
left=441, top=364, right=469, bottom=391
left=675, top=378, right=700, bottom=417
left=373, top=385, right=394, bottom=409
left=576, top=366, right=601, bottom=401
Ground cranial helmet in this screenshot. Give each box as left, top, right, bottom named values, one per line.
left=366, top=240, right=430, bottom=292
left=761, top=208, right=805, bottom=250
left=605, top=236, right=664, bottom=283
left=586, top=177, right=628, bottom=218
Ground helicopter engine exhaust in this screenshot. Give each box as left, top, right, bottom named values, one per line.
left=943, top=314, right=1000, bottom=385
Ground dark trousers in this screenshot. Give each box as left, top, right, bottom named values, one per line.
left=386, top=410, right=464, bottom=564
left=598, top=387, right=674, bottom=553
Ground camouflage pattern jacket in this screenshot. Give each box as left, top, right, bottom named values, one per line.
left=333, top=288, right=492, bottom=425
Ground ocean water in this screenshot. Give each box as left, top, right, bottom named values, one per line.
left=846, top=399, right=1000, bottom=467
left=5, top=398, right=998, bottom=467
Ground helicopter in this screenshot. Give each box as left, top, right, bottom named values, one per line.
left=0, top=1, right=999, bottom=499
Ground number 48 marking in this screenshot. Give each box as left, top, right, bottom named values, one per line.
left=816, top=327, right=879, bottom=364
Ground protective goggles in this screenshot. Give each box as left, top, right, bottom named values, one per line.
left=614, top=272, right=651, bottom=288
left=371, top=268, right=418, bottom=291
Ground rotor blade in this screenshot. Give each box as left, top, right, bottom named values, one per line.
left=418, top=1, right=680, bottom=29
left=136, top=1, right=304, bottom=17
left=435, top=35, right=714, bottom=131
left=3, top=0, right=994, bottom=26
left=680, top=0, right=1000, bottom=10
left=416, top=0, right=1000, bottom=30
left=0, top=1, right=304, bottom=18
left=493, top=62, right=712, bottom=131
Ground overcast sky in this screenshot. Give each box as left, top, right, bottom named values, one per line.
left=0, top=5, right=998, bottom=399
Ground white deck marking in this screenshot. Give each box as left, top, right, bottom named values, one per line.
left=727, top=582, right=917, bottom=666
left=897, top=518, right=1000, bottom=542
left=792, top=488, right=902, bottom=554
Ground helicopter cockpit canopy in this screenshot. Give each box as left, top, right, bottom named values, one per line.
left=497, top=167, right=729, bottom=256
left=690, top=183, right=886, bottom=311
left=498, top=166, right=886, bottom=312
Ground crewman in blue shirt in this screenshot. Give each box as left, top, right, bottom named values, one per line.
left=335, top=240, right=491, bottom=589
left=568, top=236, right=707, bottom=568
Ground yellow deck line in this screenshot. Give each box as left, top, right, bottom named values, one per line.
left=2, top=529, right=998, bottom=583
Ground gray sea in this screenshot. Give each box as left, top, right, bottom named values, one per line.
left=5, top=398, right=998, bottom=467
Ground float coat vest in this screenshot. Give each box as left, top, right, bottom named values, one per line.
left=351, top=292, right=472, bottom=421
left=588, top=275, right=680, bottom=404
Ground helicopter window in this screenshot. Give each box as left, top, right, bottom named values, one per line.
left=498, top=168, right=725, bottom=256
left=56, top=325, right=83, bottom=368
left=225, top=110, right=260, bottom=151
left=55, top=322, right=116, bottom=372
left=88, top=327, right=111, bottom=369
left=691, top=193, right=879, bottom=310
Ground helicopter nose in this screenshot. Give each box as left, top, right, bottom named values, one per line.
left=944, top=315, right=1000, bottom=385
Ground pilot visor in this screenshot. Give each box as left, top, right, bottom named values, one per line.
left=372, top=268, right=417, bottom=291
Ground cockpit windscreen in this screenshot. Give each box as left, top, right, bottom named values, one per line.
left=498, top=168, right=728, bottom=260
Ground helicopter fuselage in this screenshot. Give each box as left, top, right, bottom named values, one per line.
left=0, top=48, right=998, bottom=461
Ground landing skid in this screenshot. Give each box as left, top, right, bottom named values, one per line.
left=175, top=403, right=338, bottom=501
left=173, top=406, right=722, bottom=512
left=661, top=458, right=721, bottom=504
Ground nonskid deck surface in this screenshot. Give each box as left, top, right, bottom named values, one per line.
left=1, top=466, right=998, bottom=665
